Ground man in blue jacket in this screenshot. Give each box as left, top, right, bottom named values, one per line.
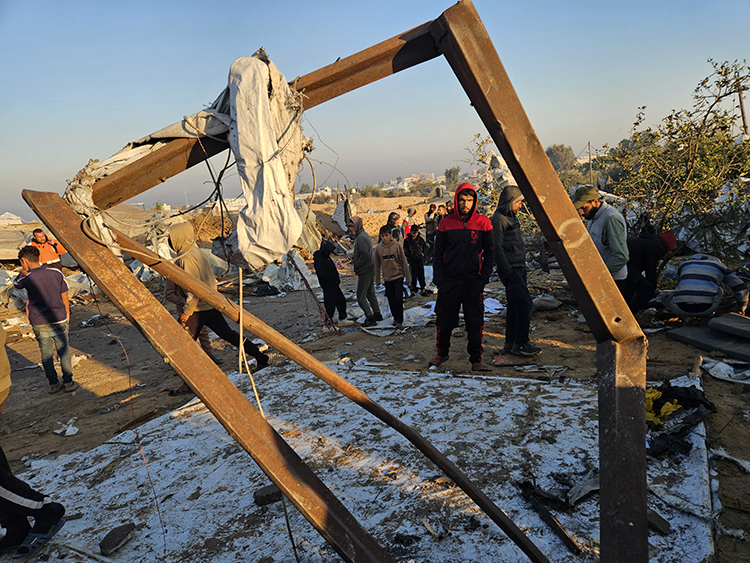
left=431, top=184, right=494, bottom=371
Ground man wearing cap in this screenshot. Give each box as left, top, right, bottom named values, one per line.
left=431, top=183, right=494, bottom=371
left=492, top=183, right=540, bottom=356
left=572, top=185, right=629, bottom=291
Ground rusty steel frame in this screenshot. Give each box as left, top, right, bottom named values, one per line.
left=109, top=228, right=550, bottom=563
left=25, top=1, right=649, bottom=562
left=23, top=191, right=396, bottom=563
left=90, top=22, right=441, bottom=211
left=429, top=4, right=647, bottom=563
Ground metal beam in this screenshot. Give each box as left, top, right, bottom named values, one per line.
left=111, top=228, right=551, bottom=563
left=22, top=190, right=395, bottom=563
left=430, top=2, right=648, bottom=562
left=92, top=137, right=227, bottom=209
left=597, top=338, right=648, bottom=563
left=90, top=21, right=440, bottom=211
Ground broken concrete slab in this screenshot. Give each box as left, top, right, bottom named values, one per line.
left=99, top=522, right=136, bottom=555
left=667, top=325, right=750, bottom=362
left=254, top=483, right=283, bottom=506
left=708, top=313, right=750, bottom=340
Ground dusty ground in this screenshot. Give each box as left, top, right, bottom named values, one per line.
left=1, top=205, right=749, bottom=561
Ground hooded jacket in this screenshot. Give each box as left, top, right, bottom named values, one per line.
left=491, top=184, right=526, bottom=279
left=374, top=237, right=411, bottom=285
left=313, top=239, right=340, bottom=289
left=169, top=222, right=217, bottom=316
left=348, top=216, right=375, bottom=275
left=385, top=212, right=401, bottom=242
left=433, top=183, right=494, bottom=286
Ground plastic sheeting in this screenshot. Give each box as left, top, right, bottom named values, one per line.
left=261, top=251, right=319, bottom=292
left=63, top=49, right=312, bottom=269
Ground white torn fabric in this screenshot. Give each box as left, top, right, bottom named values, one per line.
left=229, top=55, right=308, bottom=268
left=63, top=49, right=311, bottom=268
left=331, top=199, right=356, bottom=232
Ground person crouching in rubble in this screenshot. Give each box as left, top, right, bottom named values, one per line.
left=661, top=254, right=748, bottom=323
left=167, top=223, right=269, bottom=395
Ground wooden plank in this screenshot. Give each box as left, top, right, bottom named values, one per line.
left=22, top=190, right=395, bottom=563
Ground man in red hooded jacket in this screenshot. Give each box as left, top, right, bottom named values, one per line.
left=430, top=184, right=494, bottom=371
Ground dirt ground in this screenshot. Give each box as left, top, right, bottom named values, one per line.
left=1, top=203, right=749, bottom=561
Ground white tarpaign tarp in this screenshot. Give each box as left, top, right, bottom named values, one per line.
left=229, top=55, right=308, bottom=268
left=64, top=49, right=311, bottom=269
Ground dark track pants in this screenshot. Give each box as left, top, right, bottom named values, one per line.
left=409, top=259, right=426, bottom=292
left=503, top=266, right=534, bottom=347
left=322, top=285, right=347, bottom=320
left=185, top=309, right=268, bottom=365
left=0, top=446, right=65, bottom=550
left=384, top=278, right=404, bottom=324
left=435, top=279, right=485, bottom=364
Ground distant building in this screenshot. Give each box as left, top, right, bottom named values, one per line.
left=411, top=173, right=435, bottom=181
left=0, top=212, right=24, bottom=227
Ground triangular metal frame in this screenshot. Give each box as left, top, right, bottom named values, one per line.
left=23, top=2, right=647, bottom=562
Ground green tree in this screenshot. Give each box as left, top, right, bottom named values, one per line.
left=444, top=166, right=461, bottom=192
left=545, top=144, right=577, bottom=171
left=360, top=185, right=384, bottom=197
left=299, top=183, right=312, bottom=193
left=600, top=59, right=750, bottom=260
left=409, top=179, right=437, bottom=197
left=545, top=144, right=588, bottom=189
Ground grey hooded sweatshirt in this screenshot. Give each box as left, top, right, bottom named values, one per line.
left=348, top=216, right=375, bottom=275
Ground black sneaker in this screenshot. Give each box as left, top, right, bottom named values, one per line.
left=373, top=313, right=383, bottom=322
left=362, top=316, right=378, bottom=327
left=511, top=342, right=542, bottom=356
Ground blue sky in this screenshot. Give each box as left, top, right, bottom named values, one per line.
left=1, top=0, right=748, bottom=220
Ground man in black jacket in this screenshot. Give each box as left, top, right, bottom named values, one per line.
left=623, top=230, right=675, bottom=313
left=313, top=238, right=348, bottom=322
left=492, top=184, right=540, bottom=356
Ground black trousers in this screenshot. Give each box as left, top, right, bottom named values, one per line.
left=322, top=285, right=347, bottom=320
left=622, top=275, right=655, bottom=313
left=185, top=309, right=269, bottom=365
left=409, top=258, right=426, bottom=292
left=0, top=446, right=65, bottom=549
left=503, top=266, right=534, bottom=348
left=384, top=278, right=404, bottom=324
left=435, top=279, right=485, bottom=363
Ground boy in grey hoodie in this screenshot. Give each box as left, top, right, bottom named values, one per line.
left=347, top=216, right=382, bottom=327
left=375, top=225, right=411, bottom=327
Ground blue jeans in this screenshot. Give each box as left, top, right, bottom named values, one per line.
left=32, top=321, right=73, bottom=385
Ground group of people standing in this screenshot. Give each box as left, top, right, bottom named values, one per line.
left=315, top=182, right=537, bottom=372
